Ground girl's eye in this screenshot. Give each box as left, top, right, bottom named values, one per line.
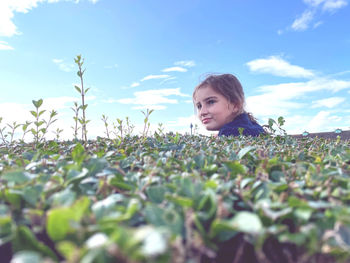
left=208, top=100, right=215, bottom=104
left=197, top=104, right=202, bottom=109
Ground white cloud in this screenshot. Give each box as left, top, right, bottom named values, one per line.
left=130, top=82, right=140, bottom=88
left=141, top=74, right=170, bottom=81
left=246, top=94, right=304, bottom=117
left=246, top=77, right=350, bottom=119
left=306, top=111, right=342, bottom=132
left=282, top=113, right=343, bottom=134
left=120, top=82, right=140, bottom=90
left=291, top=10, right=315, bottom=31
left=117, top=88, right=190, bottom=110
left=289, top=0, right=347, bottom=32
left=0, top=40, right=13, bottom=50
left=0, top=0, right=99, bottom=37
left=0, top=102, right=32, bottom=124
left=40, top=96, right=79, bottom=110
left=303, top=0, right=325, bottom=7
left=246, top=56, right=315, bottom=78
left=162, top=67, right=187, bottom=72
left=303, top=0, right=348, bottom=11
left=159, top=76, right=177, bottom=85
left=167, top=115, right=197, bottom=127
left=328, top=70, right=350, bottom=77
left=313, top=21, right=324, bottom=28
left=322, top=0, right=348, bottom=12
left=259, top=78, right=350, bottom=99
left=311, top=97, right=345, bottom=108
left=174, top=60, right=196, bottom=67
left=53, top=58, right=75, bottom=72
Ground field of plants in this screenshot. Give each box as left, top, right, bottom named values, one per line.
left=1, top=56, right=350, bottom=262
left=1, top=132, right=350, bottom=263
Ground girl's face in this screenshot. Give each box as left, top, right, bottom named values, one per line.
left=194, top=85, right=238, bottom=131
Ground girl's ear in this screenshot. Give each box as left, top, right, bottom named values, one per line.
left=230, top=102, right=239, bottom=113
left=230, top=102, right=242, bottom=117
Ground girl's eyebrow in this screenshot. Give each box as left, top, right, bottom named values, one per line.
left=204, top=96, right=218, bottom=101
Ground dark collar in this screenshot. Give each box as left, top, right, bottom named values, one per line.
left=222, top=112, right=250, bottom=128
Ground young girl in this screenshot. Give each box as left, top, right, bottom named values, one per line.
left=193, top=74, right=265, bottom=137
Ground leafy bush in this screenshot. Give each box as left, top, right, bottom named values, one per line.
left=1, top=134, right=350, bottom=263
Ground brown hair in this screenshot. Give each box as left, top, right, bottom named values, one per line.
left=193, top=73, right=258, bottom=123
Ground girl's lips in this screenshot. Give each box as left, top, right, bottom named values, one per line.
left=202, top=118, right=211, bottom=124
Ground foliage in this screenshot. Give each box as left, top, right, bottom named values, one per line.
left=71, top=101, right=81, bottom=141
left=1, top=133, right=350, bottom=262
left=30, top=99, right=58, bottom=146
left=141, top=109, right=154, bottom=138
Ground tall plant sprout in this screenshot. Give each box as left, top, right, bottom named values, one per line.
left=74, top=55, right=90, bottom=144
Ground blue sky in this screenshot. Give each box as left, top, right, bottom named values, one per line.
left=0, top=0, right=350, bottom=139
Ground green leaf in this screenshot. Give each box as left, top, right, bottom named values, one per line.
left=146, top=185, right=166, bottom=204
left=145, top=204, right=183, bottom=235
left=46, top=197, right=89, bottom=241
left=204, top=180, right=218, bottom=189
left=277, top=116, right=285, bottom=126
left=109, top=178, right=135, bottom=191
left=12, top=226, right=57, bottom=260
left=223, top=161, right=247, bottom=176
left=71, top=196, right=90, bottom=221
left=65, top=169, right=89, bottom=186
left=0, top=216, right=13, bottom=237
left=237, top=146, right=254, bottom=159
left=50, top=188, right=77, bottom=207
left=38, top=110, right=46, bottom=117
left=4, top=189, right=22, bottom=209
left=46, top=207, right=73, bottom=241
left=75, top=85, right=82, bottom=93
left=268, top=118, right=275, bottom=128
left=22, top=185, right=43, bottom=206
left=288, top=196, right=309, bottom=208
left=71, top=143, right=85, bottom=165
left=50, top=110, right=58, bottom=117
left=229, top=211, right=263, bottom=234
left=92, top=194, right=124, bottom=220
left=32, top=99, right=43, bottom=108
left=30, top=111, right=37, bottom=117
left=210, top=219, right=238, bottom=241
left=294, top=208, right=313, bottom=221
left=57, top=241, right=78, bottom=261
left=3, top=170, right=31, bottom=184
left=165, top=194, right=193, bottom=207
left=120, top=198, right=140, bottom=221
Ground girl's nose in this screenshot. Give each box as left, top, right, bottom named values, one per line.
left=200, top=105, right=209, bottom=116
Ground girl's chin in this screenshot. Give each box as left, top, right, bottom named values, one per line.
left=204, top=124, right=219, bottom=131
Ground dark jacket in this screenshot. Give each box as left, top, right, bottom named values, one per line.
left=218, top=112, right=265, bottom=137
